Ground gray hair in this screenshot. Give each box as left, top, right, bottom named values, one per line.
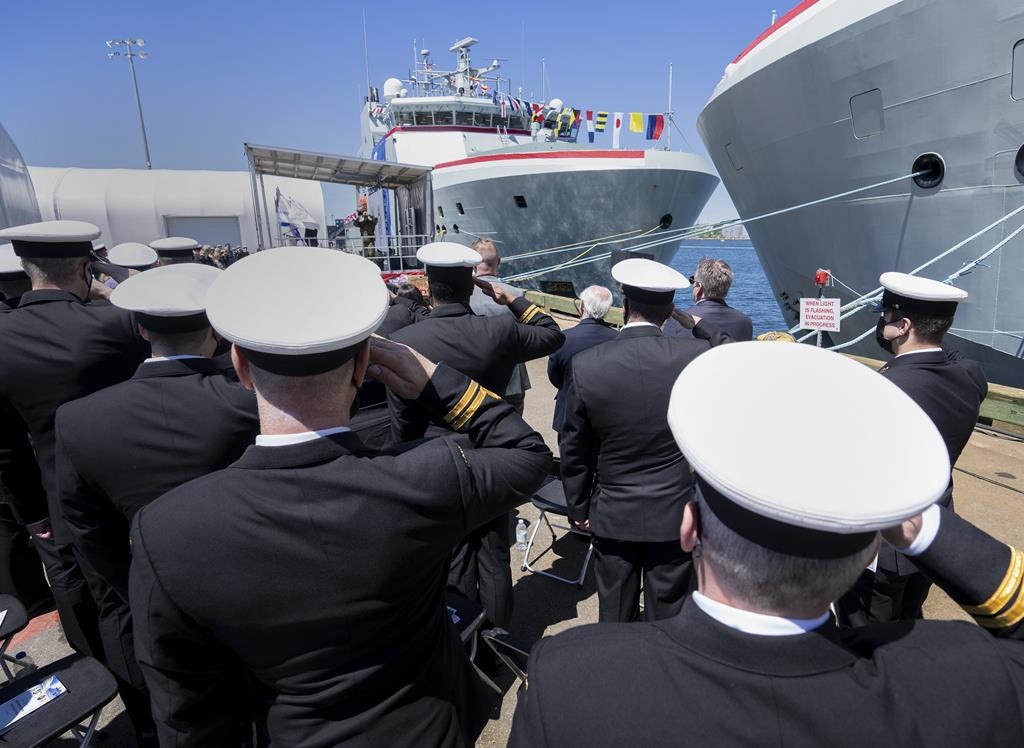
left=21, top=256, right=88, bottom=287
left=579, top=285, right=612, bottom=320
left=694, top=257, right=734, bottom=299
left=695, top=492, right=876, bottom=613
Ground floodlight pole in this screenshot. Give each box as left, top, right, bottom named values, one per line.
left=108, top=39, right=152, bottom=169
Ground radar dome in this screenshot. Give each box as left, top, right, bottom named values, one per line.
left=383, top=78, right=403, bottom=101
left=548, top=98, right=563, bottom=110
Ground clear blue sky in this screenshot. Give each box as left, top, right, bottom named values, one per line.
left=1, top=0, right=784, bottom=223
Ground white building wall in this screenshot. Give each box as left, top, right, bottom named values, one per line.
left=27, top=166, right=326, bottom=249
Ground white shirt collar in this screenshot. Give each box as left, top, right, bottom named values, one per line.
left=144, top=354, right=209, bottom=363
left=692, top=591, right=830, bottom=636
left=255, top=426, right=351, bottom=447
left=894, top=347, right=943, bottom=359
left=621, top=321, right=660, bottom=330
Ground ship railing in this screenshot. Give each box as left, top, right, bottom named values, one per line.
left=272, top=234, right=432, bottom=272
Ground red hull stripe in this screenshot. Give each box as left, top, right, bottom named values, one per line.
left=732, top=0, right=822, bottom=64
left=380, top=125, right=533, bottom=141
left=434, top=150, right=646, bottom=170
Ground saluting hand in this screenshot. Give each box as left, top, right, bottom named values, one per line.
left=671, top=308, right=702, bottom=329
left=366, top=335, right=438, bottom=399
left=474, top=278, right=516, bottom=307
left=880, top=513, right=925, bottom=551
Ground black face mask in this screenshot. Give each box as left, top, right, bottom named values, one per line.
left=875, top=317, right=893, bottom=354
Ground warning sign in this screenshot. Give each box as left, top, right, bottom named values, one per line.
left=799, top=297, right=841, bottom=332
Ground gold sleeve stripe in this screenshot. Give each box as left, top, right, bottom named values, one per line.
left=964, top=547, right=1024, bottom=616
left=977, top=584, right=1024, bottom=629
left=452, top=387, right=489, bottom=431
left=518, top=304, right=541, bottom=324
left=444, top=382, right=481, bottom=425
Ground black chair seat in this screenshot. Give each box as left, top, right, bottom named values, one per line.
left=531, top=477, right=569, bottom=516
left=445, top=592, right=485, bottom=645
left=0, top=654, right=116, bottom=747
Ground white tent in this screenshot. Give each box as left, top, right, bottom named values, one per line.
left=28, top=166, right=326, bottom=250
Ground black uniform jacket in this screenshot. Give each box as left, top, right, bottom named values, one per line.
left=663, top=298, right=754, bottom=342
left=560, top=321, right=728, bottom=542
left=546, top=317, right=618, bottom=433
left=0, top=398, right=47, bottom=528
left=359, top=296, right=431, bottom=409
left=509, top=507, right=1024, bottom=747
left=388, top=296, right=564, bottom=442
left=56, top=357, right=259, bottom=685
left=878, top=349, right=987, bottom=573
left=0, top=291, right=148, bottom=542
left=130, top=365, right=552, bottom=748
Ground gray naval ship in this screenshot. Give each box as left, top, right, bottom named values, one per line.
left=698, top=0, right=1024, bottom=386
left=359, top=37, right=718, bottom=299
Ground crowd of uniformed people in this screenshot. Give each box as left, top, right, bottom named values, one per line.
left=0, top=218, right=1019, bottom=747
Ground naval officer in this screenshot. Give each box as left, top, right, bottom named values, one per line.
left=0, top=220, right=148, bottom=658
left=56, top=263, right=259, bottom=742
left=107, top=241, right=158, bottom=271
left=560, top=258, right=730, bottom=622
left=838, top=272, right=988, bottom=625
left=129, top=247, right=552, bottom=747
left=388, top=242, right=564, bottom=631
left=149, top=236, right=198, bottom=266
left=511, top=342, right=1024, bottom=747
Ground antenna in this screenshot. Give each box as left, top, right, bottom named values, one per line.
left=667, top=62, right=673, bottom=151
left=771, top=8, right=778, bottom=24
left=541, top=58, right=546, bottom=102
left=362, top=8, right=371, bottom=98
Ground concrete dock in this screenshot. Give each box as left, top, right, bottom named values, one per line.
left=13, top=313, right=1024, bottom=745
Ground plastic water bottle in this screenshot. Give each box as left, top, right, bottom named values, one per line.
left=14, top=651, right=36, bottom=674
left=515, top=519, right=529, bottom=551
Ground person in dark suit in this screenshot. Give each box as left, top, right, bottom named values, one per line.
left=55, top=264, right=259, bottom=745
left=389, top=242, right=564, bottom=631
left=664, top=256, right=753, bottom=342
left=129, top=247, right=551, bottom=747
left=0, top=220, right=149, bottom=661
left=510, top=342, right=1024, bottom=748
left=839, top=272, right=988, bottom=626
left=546, top=285, right=617, bottom=434
left=560, top=258, right=730, bottom=623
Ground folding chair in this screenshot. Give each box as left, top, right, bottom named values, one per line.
left=480, top=628, right=530, bottom=688
left=0, top=596, right=29, bottom=682
left=445, top=592, right=501, bottom=693
left=520, top=477, right=594, bottom=588
left=0, top=653, right=117, bottom=747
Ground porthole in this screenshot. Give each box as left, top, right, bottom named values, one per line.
left=438, top=206, right=444, bottom=218
left=456, top=202, right=465, bottom=215
left=1015, top=144, right=1024, bottom=179
left=912, top=153, right=944, bottom=189
left=514, top=195, right=528, bottom=208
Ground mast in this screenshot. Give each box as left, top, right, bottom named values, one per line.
left=667, top=62, right=673, bottom=151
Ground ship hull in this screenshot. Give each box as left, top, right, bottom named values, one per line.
left=698, top=0, right=1024, bottom=386
left=431, top=149, right=719, bottom=299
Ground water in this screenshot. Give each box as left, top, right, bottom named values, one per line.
left=668, top=240, right=788, bottom=336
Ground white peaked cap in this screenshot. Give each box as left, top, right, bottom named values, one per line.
left=879, top=272, right=967, bottom=302
left=111, top=264, right=221, bottom=317
left=668, top=342, right=949, bottom=548
left=150, top=237, right=200, bottom=254
left=416, top=242, right=482, bottom=267
left=611, top=258, right=690, bottom=292
left=108, top=242, right=158, bottom=269
left=0, top=220, right=101, bottom=258
left=206, top=247, right=389, bottom=357
left=0, top=243, right=24, bottom=277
